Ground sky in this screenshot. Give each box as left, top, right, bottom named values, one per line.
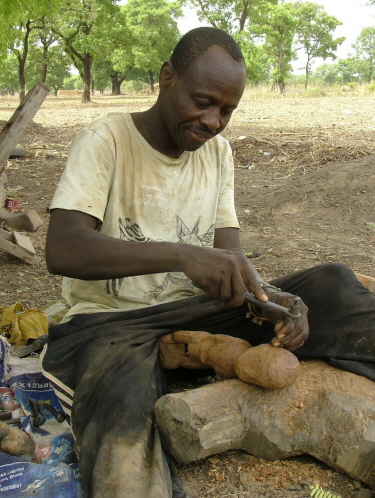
left=178, top=0, right=375, bottom=70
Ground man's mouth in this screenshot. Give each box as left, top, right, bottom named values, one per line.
left=188, top=128, right=213, bottom=144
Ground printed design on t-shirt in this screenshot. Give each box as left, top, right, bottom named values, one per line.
left=105, top=216, right=215, bottom=299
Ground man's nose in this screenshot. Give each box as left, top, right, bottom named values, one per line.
left=200, top=108, right=221, bottom=132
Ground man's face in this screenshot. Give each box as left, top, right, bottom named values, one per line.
left=161, top=45, right=246, bottom=155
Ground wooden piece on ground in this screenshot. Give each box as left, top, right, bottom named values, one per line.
left=155, top=360, right=375, bottom=489
left=0, top=208, right=43, bottom=232
left=0, top=228, right=41, bottom=264
left=355, top=273, right=375, bottom=293
left=0, top=82, right=50, bottom=168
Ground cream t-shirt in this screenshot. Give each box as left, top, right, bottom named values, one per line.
left=50, top=113, right=239, bottom=319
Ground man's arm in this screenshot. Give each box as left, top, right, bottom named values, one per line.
left=46, top=209, right=267, bottom=307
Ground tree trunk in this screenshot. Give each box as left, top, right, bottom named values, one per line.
left=40, top=42, right=48, bottom=83
left=149, top=71, right=155, bottom=94
left=271, top=79, right=285, bottom=94
left=304, top=69, right=309, bottom=89
left=304, top=58, right=311, bottom=90
left=18, top=59, right=26, bottom=101
left=81, top=54, right=93, bottom=104
left=239, top=0, right=250, bottom=31
left=111, top=78, right=122, bottom=95
left=18, top=20, right=32, bottom=102
left=40, top=63, right=48, bottom=84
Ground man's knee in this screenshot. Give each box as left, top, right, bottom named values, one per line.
left=317, top=262, right=355, bottom=283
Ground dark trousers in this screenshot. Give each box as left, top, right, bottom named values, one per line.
left=42, top=263, right=375, bottom=497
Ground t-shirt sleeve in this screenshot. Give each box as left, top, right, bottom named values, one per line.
left=49, top=126, right=115, bottom=222
left=215, top=139, right=239, bottom=229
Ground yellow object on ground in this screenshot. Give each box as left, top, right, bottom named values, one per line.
left=0, top=302, right=48, bottom=346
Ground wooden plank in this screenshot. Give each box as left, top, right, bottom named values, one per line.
left=0, top=228, right=41, bottom=265
left=0, top=82, right=50, bottom=167
left=12, top=231, right=36, bottom=254
left=0, top=228, right=13, bottom=242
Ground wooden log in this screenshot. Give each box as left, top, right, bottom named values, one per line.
left=0, top=82, right=50, bottom=167
left=155, top=361, right=375, bottom=489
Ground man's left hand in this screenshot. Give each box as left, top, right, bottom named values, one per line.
left=266, top=291, right=309, bottom=351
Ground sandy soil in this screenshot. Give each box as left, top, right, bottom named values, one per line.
left=0, top=92, right=374, bottom=497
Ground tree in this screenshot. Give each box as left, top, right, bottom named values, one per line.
left=3, top=19, right=46, bottom=100
left=117, top=0, right=182, bottom=93
left=260, top=2, right=298, bottom=93
left=314, top=58, right=366, bottom=85
left=49, top=0, right=120, bottom=103
left=314, top=61, right=339, bottom=84
left=235, top=32, right=271, bottom=83
left=188, top=0, right=248, bottom=33
left=294, top=2, right=344, bottom=88
left=186, top=0, right=278, bottom=85
left=353, top=27, right=375, bottom=82
left=26, top=44, right=71, bottom=95
left=91, top=58, right=131, bottom=94
left=0, top=1, right=63, bottom=100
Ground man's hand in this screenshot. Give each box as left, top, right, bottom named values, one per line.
left=180, top=245, right=267, bottom=307
left=265, top=291, right=309, bottom=351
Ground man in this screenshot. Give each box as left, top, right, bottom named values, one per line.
left=42, top=27, right=375, bottom=497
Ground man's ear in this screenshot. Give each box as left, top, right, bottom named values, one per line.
left=159, top=61, right=176, bottom=89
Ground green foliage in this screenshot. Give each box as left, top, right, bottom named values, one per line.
left=235, top=35, right=271, bottom=84
left=188, top=0, right=277, bottom=34
left=314, top=57, right=369, bottom=85
left=92, top=59, right=113, bottom=92
left=122, top=79, right=149, bottom=93
left=62, top=74, right=82, bottom=90
left=353, top=26, right=375, bottom=82
left=0, top=0, right=62, bottom=22
left=260, top=2, right=298, bottom=91
left=293, top=1, right=344, bottom=87
left=123, top=0, right=181, bottom=71
left=366, top=82, right=375, bottom=92
left=0, top=54, right=18, bottom=93
left=116, top=0, right=182, bottom=90
left=188, top=0, right=246, bottom=34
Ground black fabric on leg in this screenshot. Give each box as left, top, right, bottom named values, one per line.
left=42, top=263, right=375, bottom=496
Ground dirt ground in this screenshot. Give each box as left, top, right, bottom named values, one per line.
left=0, top=92, right=374, bottom=497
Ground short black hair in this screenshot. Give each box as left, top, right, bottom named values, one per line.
left=170, top=27, right=244, bottom=76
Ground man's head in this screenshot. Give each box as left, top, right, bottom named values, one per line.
left=156, top=27, right=247, bottom=157
left=170, top=27, right=245, bottom=76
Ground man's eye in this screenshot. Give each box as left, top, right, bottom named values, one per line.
left=195, top=100, right=210, bottom=109
left=221, top=109, right=233, bottom=117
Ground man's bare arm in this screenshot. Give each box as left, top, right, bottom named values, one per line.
left=46, top=210, right=266, bottom=306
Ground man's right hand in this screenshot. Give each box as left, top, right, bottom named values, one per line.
left=179, top=245, right=267, bottom=307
